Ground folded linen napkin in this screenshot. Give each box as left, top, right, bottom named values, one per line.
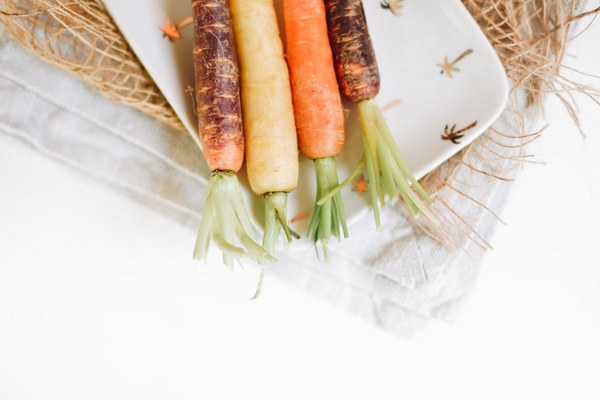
left=0, top=31, right=528, bottom=336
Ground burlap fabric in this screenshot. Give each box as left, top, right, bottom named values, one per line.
left=0, top=0, right=185, bottom=132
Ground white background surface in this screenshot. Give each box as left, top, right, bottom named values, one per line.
left=1, top=20, right=599, bottom=400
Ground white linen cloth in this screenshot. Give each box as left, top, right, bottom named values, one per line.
left=0, top=31, right=525, bottom=337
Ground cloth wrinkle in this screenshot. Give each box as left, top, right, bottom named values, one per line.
left=0, top=68, right=208, bottom=186
left=0, top=122, right=203, bottom=221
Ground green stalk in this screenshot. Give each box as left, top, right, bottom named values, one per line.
left=361, top=105, right=384, bottom=206
left=356, top=100, right=440, bottom=227
left=252, top=191, right=296, bottom=299
left=317, top=156, right=364, bottom=206
left=262, top=191, right=298, bottom=253
left=372, top=103, right=433, bottom=204
left=193, top=172, right=275, bottom=267
left=307, top=157, right=349, bottom=261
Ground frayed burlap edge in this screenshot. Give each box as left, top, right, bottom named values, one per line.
left=1, top=0, right=599, bottom=248
left=416, top=0, right=600, bottom=247
left=462, top=0, right=600, bottom=134
left=0, top=0, right=186, bottom=133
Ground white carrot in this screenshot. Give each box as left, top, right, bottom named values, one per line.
left=230, top=0, right=300, bottom=251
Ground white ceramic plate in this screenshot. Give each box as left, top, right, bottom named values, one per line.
left=104, top=0, right=508, bottom=242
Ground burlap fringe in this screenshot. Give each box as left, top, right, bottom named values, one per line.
left=462, top=0, right=600, bottom=134
left=0, top=0, right=186, bottom=133
left=417, top=0, right=600, bottom=248
left=1, top=0, right=598, bottom=248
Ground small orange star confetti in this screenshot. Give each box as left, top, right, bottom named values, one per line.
left=287, top=212, right=309, bottom=225
left=352, top=175, right=369, bottom=195
left=381, top=99, right=402, bottom=112
left=161, top=19, right=181, bottom=40
left=161, top=17, right=193, bottom=41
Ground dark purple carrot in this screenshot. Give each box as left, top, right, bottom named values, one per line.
left=191, top=0, right=274, bottom=267
left=192, top=0, right=244, bottom=172
left=324, top=0, right=380, bottom=102
left=321, top=0, right=441, bottom=228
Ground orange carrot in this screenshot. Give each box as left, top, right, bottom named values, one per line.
left=284, top=0, right=348, bottom=258
left=285, top=0, right=344, bottom=160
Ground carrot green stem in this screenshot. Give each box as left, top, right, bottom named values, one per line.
left=317, top=156, right=364, bottom=206
left=307, top=157, right=349, bottom=261
left=251, top=191, right=296, bottom=299
left=356, top=99, right=441, bottom=228
left=262, top=191, right=298, bottom=253
left=359, top=103, right=382, bottom=227
left=193, top=172, right=275, bottom=266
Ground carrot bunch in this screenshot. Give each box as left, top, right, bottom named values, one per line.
left=321, top=0, right=440, bottom=228
left=283, top=0, right=348, bottom=258
left=191, top=0, right=439, bottom=276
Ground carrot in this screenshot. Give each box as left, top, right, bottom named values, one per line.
left=230, top=0, right=300, bottom=252
left=285, top=0, right=344, bottom=160
left=322, top=0, right=440, bottom=228
left=325, top=0, right=380, bottom=103
left=193, top=0, right=243, bottom=172
left=191, top=0, right=275, bottom=267
left=283, top=0, right=348, bottom=257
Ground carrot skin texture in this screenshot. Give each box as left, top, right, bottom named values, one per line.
left=324, top=0, right=380, bottom=103
left=230, top=0, right=299, bottom=195
left=192, top=0, right=244, bottom=172
left=284, top=0, right=344, bottom=160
